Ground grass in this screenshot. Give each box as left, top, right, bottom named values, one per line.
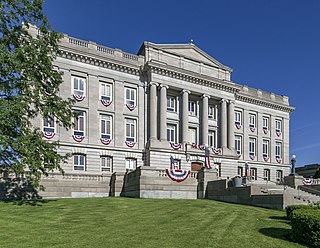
left=0, top=198, right=306, bottom=248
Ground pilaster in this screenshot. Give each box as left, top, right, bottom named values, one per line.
left=149, top=82, right=158, bottom=140
left=201, top=94, right=210, bottom=145
left=159, top=84, right=169, bottom=141
left=181, top=90, right=190, bottom=144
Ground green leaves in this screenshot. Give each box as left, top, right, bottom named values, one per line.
left=0, top=0, right=74, bottom=189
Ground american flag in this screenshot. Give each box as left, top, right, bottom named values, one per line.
left=205, top=147, right=211, bottom=169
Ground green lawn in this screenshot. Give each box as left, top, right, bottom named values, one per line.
left=0, top=198, right=306, bottom=248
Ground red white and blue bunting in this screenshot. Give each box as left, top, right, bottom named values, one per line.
left=205, top=148, right=212, bottom=169
left=101, top=99, right=112, bottom=107
left=235, top=123, right=242, bottom=130
left=250, top=127, right=256, bottom=132
left=43, top=131, right=55, bottom=139
left=125, top=141, right=135, bottom=148
left=126, top=103, right=136, bottom=111
left=276, top=157, right=282, bottom=163
left=73, top=94, right=85, bottom=102
left=250, top=154, right=255, bottom=160
left=211, top=147, right=222, bottom=155
left=263, top=128, right=269, bottom=135
left=166, top=169, right=190, bottom=183
left=72, top=135, right=84, bottom=143
left=100, top=138, right=112, bottom=145
left=276, top=131, right=282, bottom=137
left=192, top=143, right=205, bottom=150
left=303, top=178, right=313, bottom=186
left=263, top=156, right=269, bottom=162
left=170, top=142, right=181, bottom=150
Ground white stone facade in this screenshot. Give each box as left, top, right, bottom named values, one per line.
left=32, top=27, right=294, bottom=184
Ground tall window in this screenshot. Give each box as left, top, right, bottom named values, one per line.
left=126, top=158, right=137, bottom=171
left=100, top=82, right=112, bottom=101
left=73, top=76, right=85, bottom=96
left=74, top=111, right=85, bottom=136
left=249, top=114, right=256, bottom=128
left=250, top=168, right=257, bottom=180
left=43, top=113, right=55, bottom=133
left=249, top=137, right=256, bottom=156
left=276, top=170, right=283, bottom=182
left=263, top=169, right=270, bottom=181
left=275, top=141, right=282, bottom=159
left=188, top=101, right=196, bottom=116
left=263, top=116, right=269, bottom=131
left=167, top=96, right=175, bottom=112
left=189, top=127, right=197, bottom=144
left=125, top=118, right=136, bottom=142
left=275, top=119, right=282, bottom=132
left=208, top=130, right=216, bottom=147
left=167, top=124, right=176, bottom=143
left=235, top=111, right=242, bottom=126
left=101, top=115, right=112, bottom=139
left=235, top=135, right=242, bottom=155
left=262, top=139, right=269, bottom=158
left=125, top=88, right=136, bottom=106
left=73, top=154, right=85, bottom=171
left=101, top=156, right=112, bottom=172
left=208, top=106, right=215, bottom=119
left=238, top=167, right=243, bottom=177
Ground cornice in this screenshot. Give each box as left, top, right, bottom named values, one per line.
left=58, top=49, right=141, bottom=76
left=236, top=94, right=295, bottom=113
left=146, top=61, right=239, bottom=94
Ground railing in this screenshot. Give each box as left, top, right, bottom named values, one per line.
left=43, top=172, right=107, bottom=182
left=157, top=169, right=197, bottom=179
left=68, top=38, right=88, bottom=47
left=97, top=45, right=114, bottom=55
left=122, top=52, right=138, bottom=61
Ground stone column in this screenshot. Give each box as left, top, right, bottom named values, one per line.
left=181, top=90, right=190, bottom=144
left=201, top=94, right=210, bottom=145
left=220, top=99, right=227, bottom=148
left=228, top=100, right=235, bottom=150
left=149, top=82, right=157, bottom=140
left=159, top=84, right=168, bottom=141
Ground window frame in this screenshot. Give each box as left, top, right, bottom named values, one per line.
left=189, top=127, right=197, bottom=144
left=235, top=135, right=242, bottom=155
left=262, top=116, right=269, bottom=131
left=72, top=76, right=86, bottom=96
left=125, top=158, right=137, bottom=171
left=275, top=119, right=282, bottom=132
left=74, top=111, right=85, bottom=136
left=167, top=124, right=176, bottom=143
left=208, top=130, right=216, bottom=147
left=235, top=111, right=242, bottom=125
left=208, top=105, right=215, bottom=119
left=188, top=100, right=197, bottom=116
left=100, top=114, right=112, bottom=139
left=101, top=156, right=113, bottom=172
left=125, top=87, right=136, bottom=107
left=125, top=118, right=136, bottom=143
left=167, top=96, right=176, bottom=112
left=249, top=114, right=256, bottom=128
left=262, top=139, right=269, bottom=158
left=100, top=82, right=112, bottom=101
left=73, top=154, right=86, bottom=171
left=263, top=169, right=271, bottom=181
left=43, top=113, right=55, bottom=133
left=275, top=141, right=282, bottom=158
left=249, top=137, right=256, bottom=156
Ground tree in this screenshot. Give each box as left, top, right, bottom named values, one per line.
left=0, top=0, right=74, bottom=190
left=314, top=168, right=320, bottom=179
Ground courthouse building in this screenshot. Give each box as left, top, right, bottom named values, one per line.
left=31, top=26, right=294, bottom=194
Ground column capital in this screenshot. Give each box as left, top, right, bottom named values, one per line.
left=181, top=89, right=191, bottom=95
left=159, top=84, right=169, bottom=89
left=149, top=82, right=159, bottom=87
left=220, top=98, right=228, bottom=104
left=229, top=100, right=235, bottom=105
left=201, top=94, right=210, bottom=99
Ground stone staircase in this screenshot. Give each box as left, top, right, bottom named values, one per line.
left=250, top=180, right=320, bottom=205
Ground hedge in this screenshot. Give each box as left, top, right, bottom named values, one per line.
left=291, top=208, right=320, bottom=247
left=286, top=203, right=320, bottom=220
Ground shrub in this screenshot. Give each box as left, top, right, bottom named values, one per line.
left=291, top=209, right=320, bottom=247
left=286, top=204, right=320, bottom=220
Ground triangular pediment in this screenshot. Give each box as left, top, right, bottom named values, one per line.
left=138, top=42, right=232, bottom=72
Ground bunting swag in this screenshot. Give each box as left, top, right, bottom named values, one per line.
left=43, top=131, right=55, bottom=139
left=72, top=135, right=84, bottom=142
left=166, top=169, right=190, bottom=183
left=101, top=99, right=112, bottom=107
left=125, top=141, right=135, bottom=148
left=250, top=127, right=255, bottom=132
left=263, top=128, right=268, bottom=134
left=276, top=157, right=282, bottom=163
left=205, top=148, right=212, bottom=169
left=192, top=143, right=205, bottom=150
left=303, top=178, right=313, bottom=186
left=211, top=147, right=222, bottom=155
left=126, top=103, right=135, bottom=111
left=235, top=123, right=241, bottom=130
left=73, top=94, right=85, bottom=102
left=276, top=131, right=281, bottom=137
left=170, top=142, right=181, bottom=150
left=263, top=156, right=269, bottom=162
left=250, top=155, right=255, bottom=160
left=100, top=138, right=112, bottom=145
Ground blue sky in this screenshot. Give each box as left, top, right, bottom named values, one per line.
left=43, top=0, right=320, bottom=167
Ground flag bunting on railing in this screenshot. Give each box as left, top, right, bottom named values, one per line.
left=125, top=141, right=135, bottom=148
left=211, top=147, right=222, bottom=155
left=100, top=138, right=112, bottom=145
left=42, top=131, right=55, bottom=139
left=72, top=135, right=84, bottom=142
left=170, top=142, right=181, bottom=150
left=126, top=103, right=135, bottom=111
left=73, top=94, right=85, bottom=102
left=101, top=99, right=112, bottom=107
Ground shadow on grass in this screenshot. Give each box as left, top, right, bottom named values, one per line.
left=259, top=228, right=293, bottom=243
left=269, top=216, right=289, bottom=221
left=2, top=199, right=56, bottom=207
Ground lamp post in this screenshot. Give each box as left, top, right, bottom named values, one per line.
left=291, top=154, right=296, bottom=176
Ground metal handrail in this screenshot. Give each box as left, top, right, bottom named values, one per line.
left=299, top=185, right=320, bottom=196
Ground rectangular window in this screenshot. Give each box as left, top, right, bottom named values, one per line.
left=264, top=169, right=270, bottom=181
left=126, top=158, right=136, bottom=171
left=249, top=137, right=256, bottom=156
left=73, top=76, right=85, bottom=96
left=125, top=88, right=136, bottom=106
left=262, top=139, right=269, bottom=158
left=101, top=156, right=112, bottom=172
left=275, top=141, right=282, bottom=158
left=167, top=96, right=176, bottom=112
left=263, top=116, right=269, bottom=131
left=189, top=127, right=197, bottom=144
left=73, top=154, right=85, bottom=171
left=74, top=111, right=85, bottom=136
left=249, top=114, right=256, bottom=128
left=276, top=170, right=283, bottom=182
left=188, top=101, right=196, bottom=116
left=125, top=118, right=136, bottom=142
left=101, top=115, right=112, bottom=139
left=43, top=113, right=55, bottom=133
left=167, top=124, right=176, bottom=143
left=235, top=135, right=242, bottom=155
left=208, top=106, right=215, bottom=119
left=100, top=82, right=112, bottom=101
left=208, top=130, right=216, bottom=147
left=235, top=111, right=242, bottom=125
left=238, top=167, right=243, bottom=177
left=250, top=168, right=257, bottom=180
left=275, top=119, right=282, bottom=132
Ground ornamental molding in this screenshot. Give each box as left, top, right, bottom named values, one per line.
left=58, top=49, right=141, bottom=76
left=236, top=94, right=295, bottom=113
left=145, top=62, right=239, bottom=94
